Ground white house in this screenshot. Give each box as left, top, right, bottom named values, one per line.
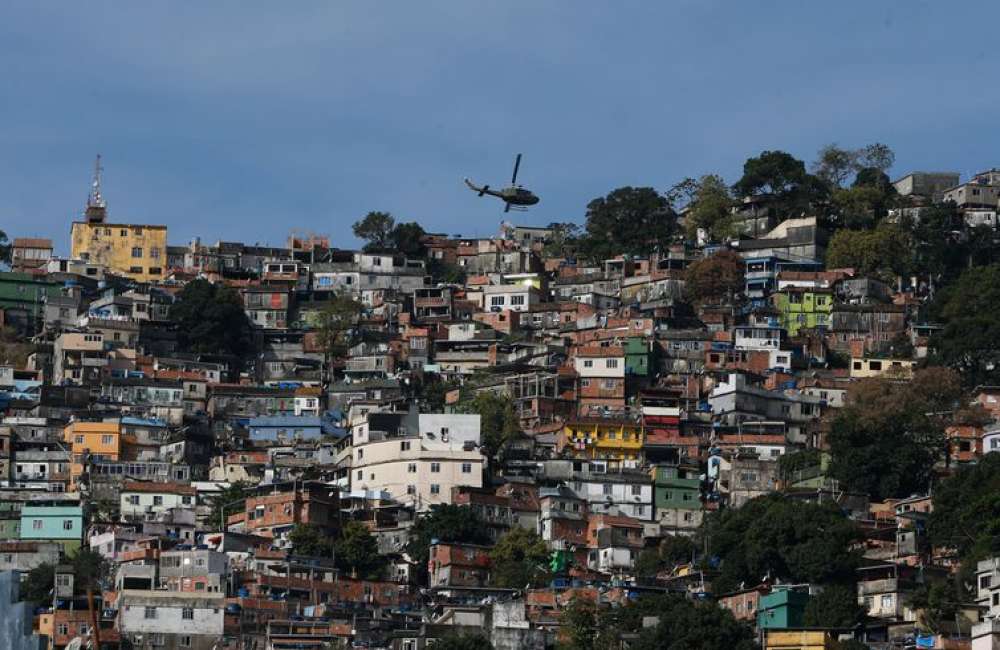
left=118, top=590, right=224, bottom=650
left=120, top=481, right=197, bottom=521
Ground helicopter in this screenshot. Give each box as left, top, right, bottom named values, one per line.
left=464, top=153, right=540, bottom=213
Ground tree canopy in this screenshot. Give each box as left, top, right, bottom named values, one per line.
left=827, top=368, right=960, bottom=500
left=169, top=278, right=252, bottom=361
left=406, top=505, right=491, bottom=584
left=314, top=291, right=364, bottom=365
left=704, top=494, right=860, bottom=594
left=352, top=211, right=396, bottom=250
left=579, top=187, right=676, bottom=261
left=825, top=222, right=913, bottom=280
left=457, top=391, right=520, bottom=460
left=929, top=263, right=1000, bottom=386
left=684, top=249, right=745, bottom=305
left=928, top=453, right=1000, bottom=570
left=489, top=526, right=550, bottom=588
left=0, top=229, right=10, bottom=265
left=733, top=150, right=827, bottom=219
left=632, top=593, right=757, bottom=650
left=335, top=521, right=387, bottom=579
left=674, top=175, right=737, bottom=242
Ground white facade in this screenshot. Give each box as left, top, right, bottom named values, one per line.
left=483, top=285, right=539, bottom=313
left=574, top=355, right=625, bottom=379
left=352, top=414, right=485, bottom=510
left=118, top=590, right=224, bottom=650
left=588, top=546, right=637, bottom=573
left=567, top=477, right=653, bottom=521
left=120, top=488, right=196, bottom=519
left=734, top=326, right=783, bottom=351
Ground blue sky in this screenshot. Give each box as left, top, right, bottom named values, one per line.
left=3, top=2, right=999, bottom=254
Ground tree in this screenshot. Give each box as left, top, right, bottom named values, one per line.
left=682, top=175, right=736, bottom=242
left=803, top=584, right=865, bottom=628
left=543, top=222, right=582, bottom=259
left=352, top=211, right=396, bottom=250
left=169, top=279, right=252, bottom=361
left=389, top=221, right=427, bottom=257
left=827, top=368, right=959, bottom=500
left=579, top=187, right=675, bottom=261
left=406, top=505, right=490, bottom=584
left=632, top=594, right=756, bottom=650
left=314, top=291, right=364, bottom=375
left=929, top=264, right=1000, bottom=386
left=733, top=150, right=827, bottom=219
left=289, top=523, right=334, bottom=558
left=489, top=526, right=549, bottom=588
left=558, top=597, right=600, bottom=650
left=907, top=579, right=967, bottom=634
left=703, top=494, right=860, bottom=594
left=825, top=222, right=913, bottom=280
left=928, top=453, right=1000, bottom=569
left=684, top=249, right=745, bottom=305
left=777, top=448, right=822, bottom=482
left=0, top=229, right=10, bottom=265
left=207, top=481, right=249, bottom=531
left=858, top=142, right=895, bottom=173
left=0, top=326, right=33, bottom=367
left=335, top=521, right=386, bottom=580
left=458, top=391, right=520, bottom=460
left=429, top=633, right=494, bottom=650
left=812, top=144, right=860, bottom=188
left=21, top=562, right=55, bottom=604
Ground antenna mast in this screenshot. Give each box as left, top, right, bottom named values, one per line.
left=84, top=154, right=107, bottom=223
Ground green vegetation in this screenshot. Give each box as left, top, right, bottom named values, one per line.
left=169, top=278, right=252, bottom=360
left=578, top=186, right=675, bottom=261
left=684, top=249, right=745, bottom=304
left=489, top=526, right=550, bottom=588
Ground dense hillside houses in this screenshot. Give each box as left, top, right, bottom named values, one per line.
left=5, top=145, right=1000, bottom=649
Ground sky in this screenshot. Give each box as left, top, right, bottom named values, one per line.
left=3, top=1, right=1000, bottom=255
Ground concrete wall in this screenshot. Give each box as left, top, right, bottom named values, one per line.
left=0, top=571, right=44, bottom=650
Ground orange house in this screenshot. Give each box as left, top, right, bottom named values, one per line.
left=64, top=420, right=123, bottom=487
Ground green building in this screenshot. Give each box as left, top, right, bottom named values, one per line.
left=625, top=336, right=653, bottom=376
left=0, top=272, right=61, bottom=334
left=20, top=505, right=83, bottom=554
left=0, top=500, right=21, bottom=540
left=652, top=464, right=703, bottom=533
left=757, top=588, right=810, bottom=630
left=772, top=288, right=832, bottom=337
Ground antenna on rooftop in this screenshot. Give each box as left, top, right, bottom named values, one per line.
left=84, top=154, right=108, bottom=223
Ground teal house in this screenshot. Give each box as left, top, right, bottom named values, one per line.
left=20, top=506, right=83, bottom=554
left=757, top=588, right=810, bottom=629
left=625, top=337, right=653, bottom=376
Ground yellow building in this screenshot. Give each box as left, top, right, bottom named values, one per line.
left=562, top=418, right=644, bottom=466
left=764, top=630, right=838, bottom=649
left=68, top=156, right=168, bottom=283
left=849, top=357, right=915, bottom=379
left=70, top=221, right=168, bottom=283
left=64, top=420, right=123, bottom=487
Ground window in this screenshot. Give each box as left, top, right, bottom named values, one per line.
left=869, top=361, right=882, bottom=371
left=631, top=485, right=641, bottom=496
left=75, top=435, right=84, bottom=444
left=603, top=483, right=612, bottom=495
left=148, top=267, right=161, bottom=275
left=407, top=485, right=416, bottom=495
left=129, top=266, right=143, bottom=274
left=153, top=495, right=163, bottom=506
left=120, top=229, right=128, bottom=237
left=980, top=575, right=992, bottom=589
left=182, top=496, right=192, bottom=505
left=400, top=441, right=411, bottom=451
left=510, top=294, right=525, bottom=306
left=150, top=247, right=161, bottom=259
left=408, top=463, right=417, bottom=473
left=491, top=296, right=505, bottom=307
left=881, top=594, right=892, bottom=610
left=32, top=519, right=43, bottom=530
left=430, top=462, right=441, bottom=473
left=357, top=470, right=363, bottom=480
left=373, top=257, right=382, bottom=266
left=462, top=463, right=472, bottom=473
left=128, top=495, right=140, bottom=505
left=63, top=520, right=74, bottom=530
left=182, top=607, right=194, bottom=620
left=180, top=637, right=193, bottom=648
left=606, top=359, right=619, bottom=369
left=357, top=449, right=364, bottom=460
left=144, top=606, right=157, bottom=619
left=57, top=623, right=69, bottom=636
left=853, top=361, right=862, bottom=370
left=430, top=484, right=440, bottom=495
left=583, top=360, right=593, bottom=368
left=101, top=434, right=113, bottom=445
left=131, top=247, right=143, bottom=258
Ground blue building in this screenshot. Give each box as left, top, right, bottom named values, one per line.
left=0, top=571, right=44, bottom=650
left=248, top=415, right=328, bottom=442
left=20, top=505, right=84, bottom=554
